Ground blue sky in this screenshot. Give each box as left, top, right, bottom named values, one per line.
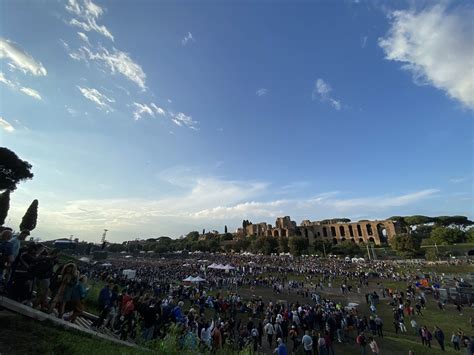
left=0, top=0, right=472, bottom=242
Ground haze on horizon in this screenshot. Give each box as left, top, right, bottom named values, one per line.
left=0, top=0, right=472, bottom=243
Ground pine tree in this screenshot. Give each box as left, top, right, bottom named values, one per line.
left=20, top=199, right=39, bottom=231
left=225, top=225, right=228, bottom=234
left=0, top=190, right=11, bottom=226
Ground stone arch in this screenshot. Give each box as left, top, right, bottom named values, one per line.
left=350, top=238, right=356, bottom=243
left=330, top=226, right=337, bottom=237
left=295, top=229, right=302, bottom=237
left=357, top=224, right=363, bottom=237
left=273, top=230, right=279, bottom=237
left=340, top=237, right=346, bottom=242
left=332, top=238, right=338, bottom=245
left=281, top=229, right=287, bottom=237
left=348, top=225, right=354, bottom=237
left=304, top=229, right=308, bottom=238
left=358, top=238, right=364, bottom=244
left=366, top=224, right=373, bottom=236
left=376, top=223, right=388, bottom=243
left=323, top=227, right=328, bottom=237
left=368, top=237, right=375, bottom=243
left=339, top=226, right=346, bottom=237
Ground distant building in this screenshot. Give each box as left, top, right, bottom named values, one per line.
left=244, top=216, right=402, bottom=245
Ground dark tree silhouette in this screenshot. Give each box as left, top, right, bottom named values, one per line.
left=0, top=147, right=34, bottom=191
left=224, top=225, right=228, bottom=234
left=20, top=199, right=38, bottom=231
left=0, top=189, right=10, bottom=225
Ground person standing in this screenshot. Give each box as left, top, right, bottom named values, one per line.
left=356, top=332, right=367, bottom=355
left=274, top=338, right=288, bottom=355
left=302, top=330, right=313, bottom=355
left=451, top=332, right=460, bottom=350
left=434, top=326, right=445, bottom=351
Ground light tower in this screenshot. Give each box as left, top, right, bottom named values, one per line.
left=101, top=229, right=108, bottom=244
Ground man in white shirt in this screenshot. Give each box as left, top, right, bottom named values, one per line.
left=264, top=322, right=275, bottom=348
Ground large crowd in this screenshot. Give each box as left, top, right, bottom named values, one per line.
left=1, top=227, right=474, bottom=354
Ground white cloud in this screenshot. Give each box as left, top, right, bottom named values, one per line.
left=77, top=32, right=91, bottom=45
left=65, top=0, right=114, bottom=41
left=0, top=38, right=47, bottom=76
left=169, top=111, right=199, bottom=130
left=77, top=86, right=115, bottom=111
left=256, top=88, right=268, bottom=96
left=450, top=177, right=470, bottom=184
left=312, top=78, right=342, bottom=110
left=19, top=87, right=42, bottom=100
left=132, top=102, right=154, bottom=120
left=0, top=116, right=15, bottom=132
left=379, top=4, right=474, bottom=109
left=361, top=35, right=368, bottom=48
left=182, top=32, right=195, bottom=46
left=76, top=46, right=146, bottom=90
left=150, top=103, right=166, bottom=116
left=0, top=72, right=42, bottom=100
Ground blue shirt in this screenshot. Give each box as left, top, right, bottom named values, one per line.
left=278, top=343, right=288, bottom=355
left=9, top=237, right=21, bottom=259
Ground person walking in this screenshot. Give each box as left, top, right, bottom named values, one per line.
left=369, top=336, right=379, bottom=354
left=265, top=321, right=276, bottom=348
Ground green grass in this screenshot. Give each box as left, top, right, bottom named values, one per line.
left=0, top=311, right=149, bottom=355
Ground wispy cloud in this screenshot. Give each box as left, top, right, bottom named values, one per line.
left=361, top=35, right=368, bottom=48
left=77, top=32, right=91, bottom=46
left=169, top=111, right=199, bottom=130
left=0, top=72, right=42, bottom=100
left=0, top=116, right=15, bottom=132
left=182, top=32, right=195, bottom=46
left=132, top=102, right=154, bottom=120
left=71, top=46, right=146, bottom=90
left=65, top=0, right=114, bottom=41
left=379, top=4, right=474, bottom=109
left=19, top=87, right=42, bottom=100
left=77, top=86, right=115, bottom=111
left=312, top=78, right=341, bottom=110
left=256, top=88, right=268, bottom=96
left=0, top=38, right=47, bottom=76
left=150, top=103, right=166, bottom=116
left=450, top=177, right=470, bottom=184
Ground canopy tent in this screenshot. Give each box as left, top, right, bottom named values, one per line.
left=207, top=263, right=218, bottom=269
left=183, top=276, right=194, bottom=282
left=223, top=264, right=235, bottom=270
left=193, top=276, right=206, bottom=282
left=78, top=257, right=91, bottom=263
left=101, top=263, right=112, bottom=267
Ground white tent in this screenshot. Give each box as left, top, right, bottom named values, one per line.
left=183, top=276, right=194, bottom=282
left=78, top=257, right=91, bottom=263
left=223, top=264, right=235, bottom=270
left=207, top=263, right=218, bottom=269
left=123, top=269, right=136, bottom=279
left=101, top=263, right=112, bottom=267
left=216, top=264, right=226, bottom=269
left=192, top=276, right=206, bottom=282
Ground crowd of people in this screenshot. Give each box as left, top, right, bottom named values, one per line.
left=1, top=227, right=474, bottom=354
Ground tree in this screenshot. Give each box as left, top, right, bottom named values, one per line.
left=278, top=237, right=289, bottom=253
left=224, top=225, right=228, bottom=234
left=404, top=215, right=434, bottom=226
left=468, top=228, right=474, bottom=243
left=433, top=216, right=473, bottom=228
left=430, top=226, right=466, bottom=245
left=0, top=147, right=34, bottom=191
left=289, top=236, right=309, bottom=256
left=332, top=241, right=362, bottom=256
left=20, top=199, right=38, bottom=231
left=0, top=189, right=10, bottom=225
left=424, top=248, right=438, bottom=261
left=412, top=225, right=433, bottom=240
left=392, top=233, right=422, bottom=257
left=186, top=231, right=200, bottom=241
